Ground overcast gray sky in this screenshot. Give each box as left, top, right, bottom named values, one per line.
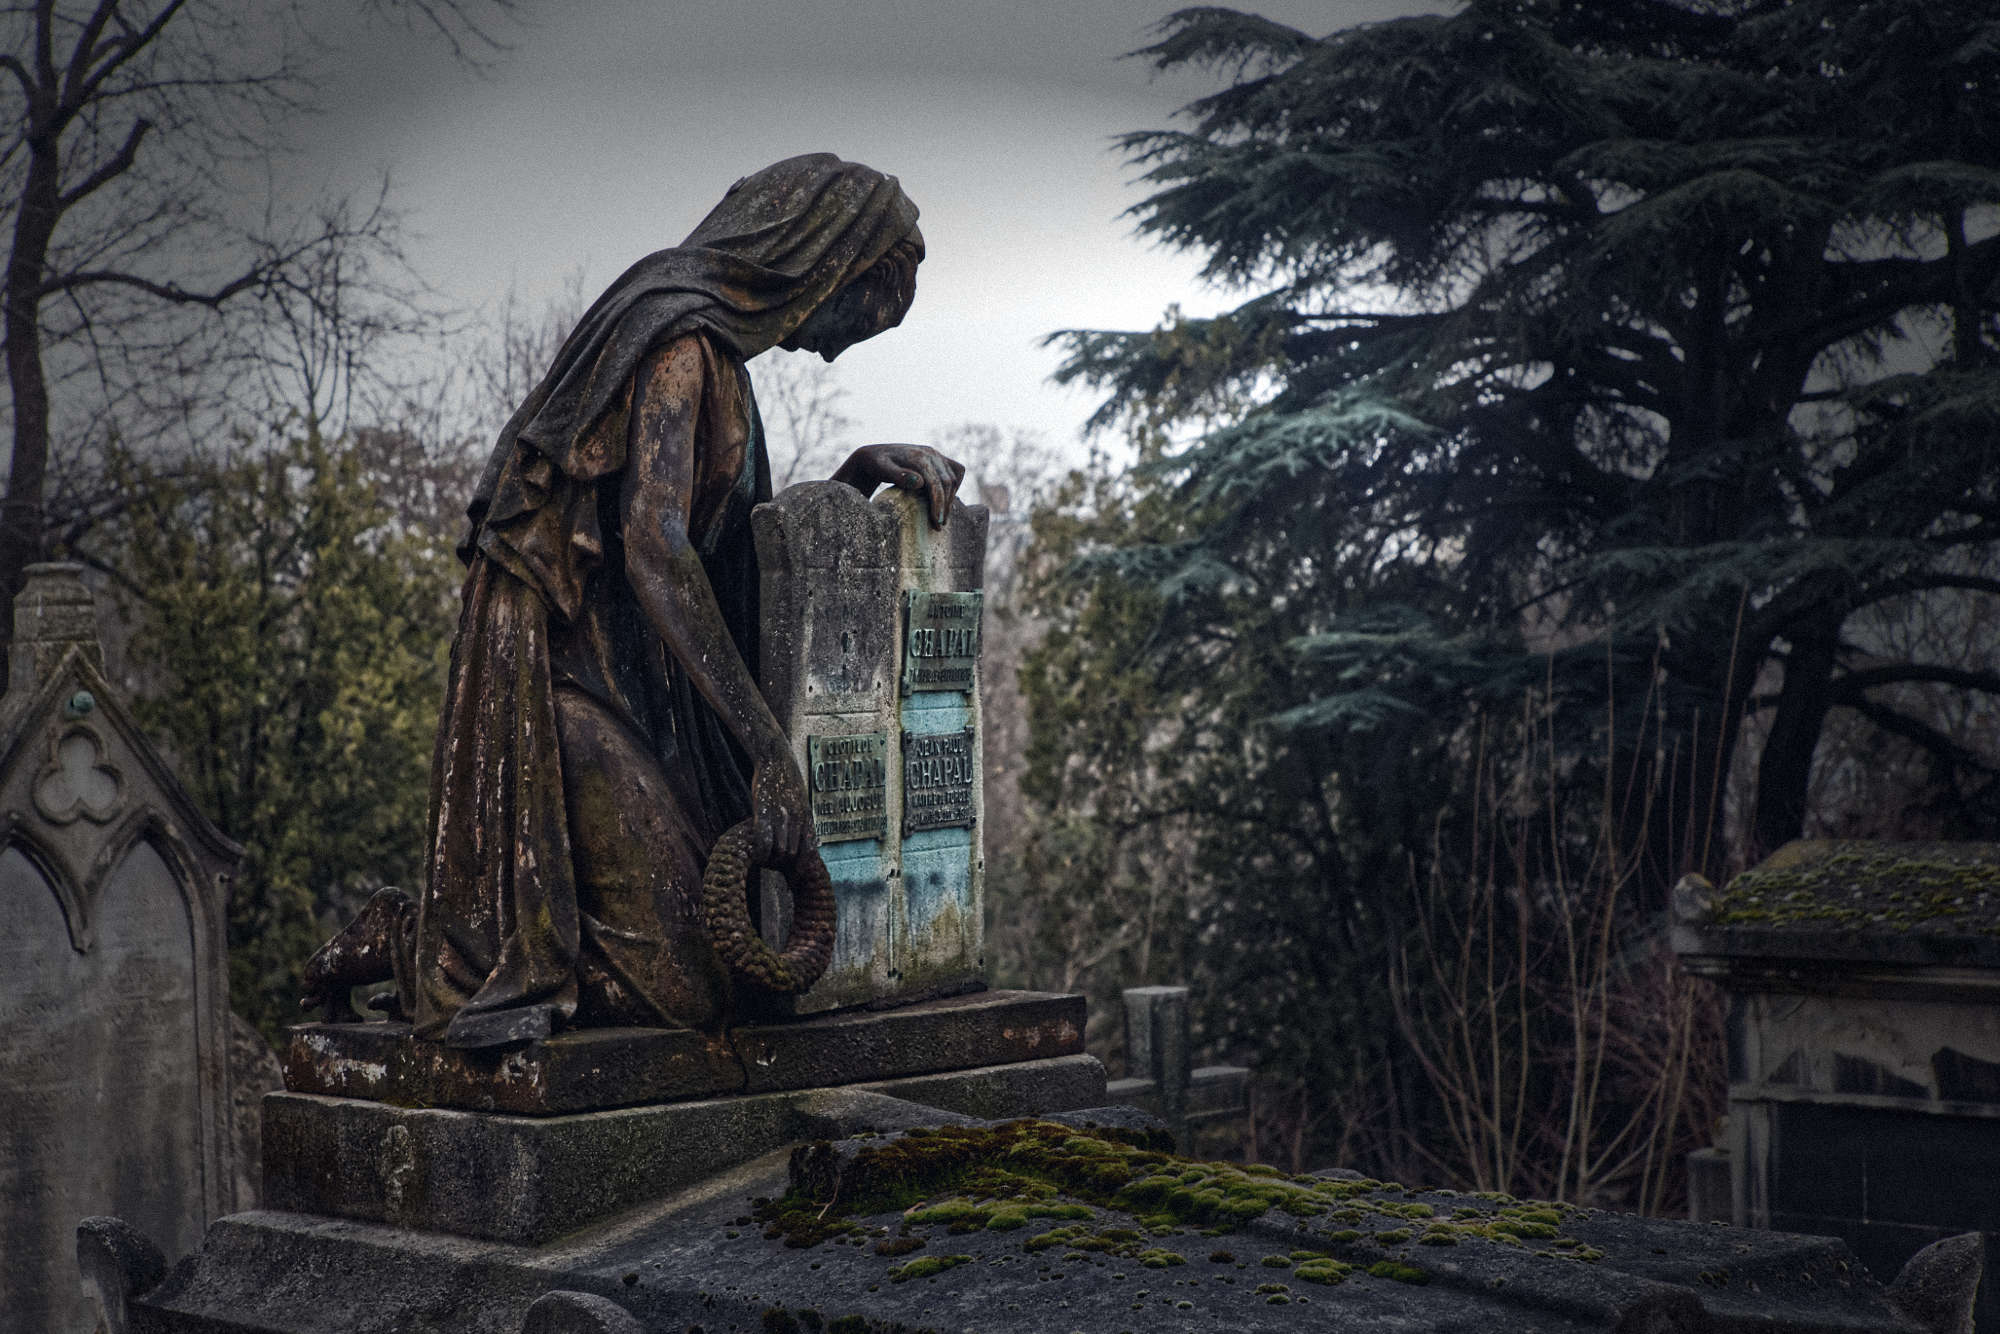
left=294, top=1, right=1437, bottom=461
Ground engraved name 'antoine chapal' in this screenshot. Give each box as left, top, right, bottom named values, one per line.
left=900, top=590, right=983, bottom=695
left=807, top=732, right=888, bottom=842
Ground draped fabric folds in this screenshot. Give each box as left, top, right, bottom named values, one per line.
left=407, top=155, right=920, bottom=1041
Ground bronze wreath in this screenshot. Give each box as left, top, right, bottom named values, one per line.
left=701, top=819, right=836, bottom=994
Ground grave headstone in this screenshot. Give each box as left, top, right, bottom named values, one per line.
left=0, top=563, right=240, bottom=1334
left=753, top=483, right=988, bottom=1013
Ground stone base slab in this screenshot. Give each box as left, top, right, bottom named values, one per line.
left=284, top=989, right=1083, bottom=1115
left=262, top=1053, right=1107, bottom=1245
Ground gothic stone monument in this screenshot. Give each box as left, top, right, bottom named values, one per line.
left=0, top=563, right=240, bottom=1334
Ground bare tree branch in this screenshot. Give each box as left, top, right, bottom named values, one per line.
left=53, top=111, right=146, bottom=210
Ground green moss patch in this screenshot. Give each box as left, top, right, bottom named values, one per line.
left=888, top=1254, right=974, bottom=1282
left=761, top=1118, right=1604, bottom=1283
left=1715, top=841, right=2000, bottom=934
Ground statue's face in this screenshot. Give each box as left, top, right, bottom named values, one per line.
left=781, top=256, right=917, bottom=362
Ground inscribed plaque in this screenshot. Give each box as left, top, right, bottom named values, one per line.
left=807, top=732, right=888, bottom=843
left=902, top=727, right=977, bottom=835
left=899, top=590, right=983, bottom=695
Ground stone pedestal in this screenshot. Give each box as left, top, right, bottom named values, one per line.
left=1674, top=839, right=2000, bottom=1332
left=282, top=989, right=1083, bottom=1115
left=269, top=989, right=1098, bottom=1244
left=262, top=1056, right=1106, bottom=1245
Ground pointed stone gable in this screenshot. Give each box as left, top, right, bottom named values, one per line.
left=0, top=563, right=241, bottom=1334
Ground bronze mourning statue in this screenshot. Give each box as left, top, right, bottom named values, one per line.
left=301, top=154, right=964, bottom=1049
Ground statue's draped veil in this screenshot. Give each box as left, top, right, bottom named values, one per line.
left=465, top=153, right=922, bottom=551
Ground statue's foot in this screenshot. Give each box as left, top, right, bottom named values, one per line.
left=300, top=887, right=415, bottom=1022
left=442, top=1002, right=557, bottom=1050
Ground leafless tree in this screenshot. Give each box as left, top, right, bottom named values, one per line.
left=0, top=0, right=519, bottom=678
left=755, top=349, right=853, bottom=491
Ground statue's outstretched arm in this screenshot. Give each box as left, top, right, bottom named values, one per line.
left=619, top=336, right=811, bottom=864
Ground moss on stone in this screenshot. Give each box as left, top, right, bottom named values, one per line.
left=1294, top=1259, right=1353, bottom=1286
left=1713, top=840, right=2000, bottom=934
left=888, top=1253, right=974, bottom=1282
left=763, top=1117, right=1606, bottom=1287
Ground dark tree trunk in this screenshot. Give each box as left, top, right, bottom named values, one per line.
left=1, top=122, right=61, bottom=686
left=1752, top=620, right=1842, bottom=857
left=1627, top=608, right=1768, bottom=905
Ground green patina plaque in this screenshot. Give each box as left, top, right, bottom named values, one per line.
left=900, top=590, right=983, bottom=695
left=807, top=732, right=889, bottom=843
left=902, top=727, right=976, bottom=835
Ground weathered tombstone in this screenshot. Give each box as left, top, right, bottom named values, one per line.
left=753, top=483, right=987, bottom=1013
left=1106, top=984, right=1251, bottom=1154
left=0, top=563, right=240, bottom=1334
left=1674, top=840, right=2000, bottom=1332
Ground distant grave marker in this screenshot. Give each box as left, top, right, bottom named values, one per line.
left=0, top=564, right=239, bottom=1334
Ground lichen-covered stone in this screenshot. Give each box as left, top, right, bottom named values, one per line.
left=1714, top=841, right=2000, bottom=936
left=138, top=1113, right=1940, bottom=1332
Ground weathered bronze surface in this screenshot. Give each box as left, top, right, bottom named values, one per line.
left=807, top=732, right=889, bottom=842
left=299, top=154, right=965, bottom=1048
left=900, top=589, right=983, bottom=694
left=903, top=727, right=977, bottom=835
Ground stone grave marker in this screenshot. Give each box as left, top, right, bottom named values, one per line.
left=753, top=483, right=988, bottom=1013
left=1108, top=984, right=1251, bottom=1155
left=0, top=563, right=240, bottom=1334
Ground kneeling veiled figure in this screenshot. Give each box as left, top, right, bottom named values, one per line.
left=301, top=154, right=963, bottom=1048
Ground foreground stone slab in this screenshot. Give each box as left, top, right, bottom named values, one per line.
left=262, top=1055, right=1107, bottom=1244
left=284, top=989, right=1084, bottom=1115
left=127, top=1110, right=1964, bottom=1334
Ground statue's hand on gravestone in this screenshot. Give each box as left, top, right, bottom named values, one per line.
left=831, top=443, right=966, bottom=527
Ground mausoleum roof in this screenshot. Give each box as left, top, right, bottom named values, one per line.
left=1714, top=840, right=2000, bottom=936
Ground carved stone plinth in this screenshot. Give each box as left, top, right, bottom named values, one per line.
left=283, top=989, right=1083, bottom=1116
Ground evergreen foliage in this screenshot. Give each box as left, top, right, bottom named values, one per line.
left=107, top=430, right=458, bottom=1041
left=1021, top=0, right=2000, bottom=1181
left=1053, top=0, right=2000, bottom=878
